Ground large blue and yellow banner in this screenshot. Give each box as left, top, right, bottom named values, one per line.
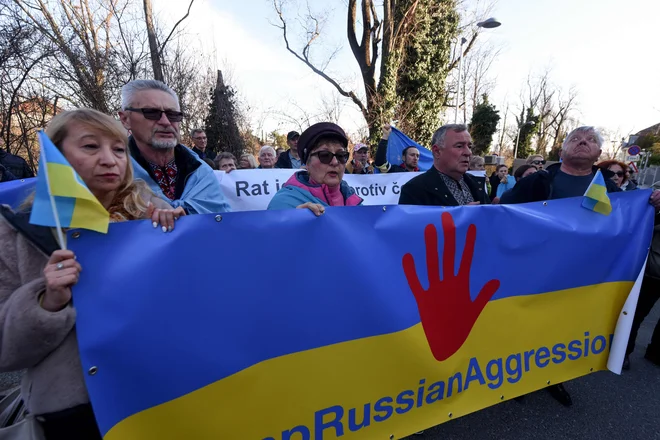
left=68, top=191, right=653, bottom=439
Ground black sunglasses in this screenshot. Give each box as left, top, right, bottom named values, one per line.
left=531, top=160, right=546, bottom=165
left=612, top=171, right=624, bottom=177
left=310, top=150, right=349, bottom=165
left=125, top=107, right=184, bottom=122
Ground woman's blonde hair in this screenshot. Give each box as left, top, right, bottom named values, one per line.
left=239, top=153, right=257, bottom=169
left=25, top=108, right=152, bottom=221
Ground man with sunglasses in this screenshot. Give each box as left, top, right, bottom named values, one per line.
left=526, top=155, right=546, bottom=170
left=119, top=79, right=229, bottom=215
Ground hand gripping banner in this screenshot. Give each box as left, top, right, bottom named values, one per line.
left=68, top=190, right=653, bottom=440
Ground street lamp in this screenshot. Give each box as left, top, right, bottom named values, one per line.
left=477, top=18, right=502, bottom=28
left=514, top=121, right=535, bottom=159
left=454, top=18, right=502, bottom=123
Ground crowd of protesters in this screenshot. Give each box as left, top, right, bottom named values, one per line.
left=0, top=78, right=659, bottom=439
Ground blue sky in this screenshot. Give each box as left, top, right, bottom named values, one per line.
left=159, top=0, right=660, bottom=146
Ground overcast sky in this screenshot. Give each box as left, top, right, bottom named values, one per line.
left=158, top=0, right=659, bottom=144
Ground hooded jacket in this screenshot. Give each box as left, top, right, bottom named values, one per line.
left=268, top=171, right=362, bottom=209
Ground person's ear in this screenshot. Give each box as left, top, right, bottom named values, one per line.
left=118, top=111, right=131, bottom=131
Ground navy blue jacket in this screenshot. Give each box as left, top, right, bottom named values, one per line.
left=0, top=150, right=33, bottom=179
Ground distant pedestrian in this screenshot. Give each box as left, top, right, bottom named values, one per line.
left=275, top=131, right=303, bottom=169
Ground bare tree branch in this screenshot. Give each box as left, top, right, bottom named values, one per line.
left=157, top=0, right=194, bottom=59
left=274, top=0, right=367, bottom=119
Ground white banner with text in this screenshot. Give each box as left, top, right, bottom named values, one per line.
left=214, top=169, right=487, bottom=211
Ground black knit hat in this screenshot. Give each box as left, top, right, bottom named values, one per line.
left=297, top=122, right=349, bottom=163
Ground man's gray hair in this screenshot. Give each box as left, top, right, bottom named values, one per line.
left=562, top=126, right=604, bottom=148
left=121, top=79, right=180, bottom=110
left=431, top=124, right=469, bottom=148
left=259, top=145, right=276, bottom=156
left=190, top=128, right=205, bottom=137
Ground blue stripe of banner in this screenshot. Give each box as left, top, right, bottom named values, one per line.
left=0, top=178, right=36, bottom=209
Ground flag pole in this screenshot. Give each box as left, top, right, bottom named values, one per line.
left=39, top=133, right=67, bottom=250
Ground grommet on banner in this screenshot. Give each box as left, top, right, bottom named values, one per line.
left=546, top=380, right=551, bottom=385
left=389, top=435, right=394, bottom=440
left=214, top=215, right=222, bottom=222
left=500, top=395, right=504, bottom=400
left=71, top=231, right=81, bottom=239
left=88, top=366, right=98, bottom=376
left=448, top=412, right=453, bottom=418
left=382, top=206, right=387, bottom=212
left=623, top=311, right=628, bottom=315
left=589, top=368, right=593, bottom=372
left=543, top=202, right=548, bottom=206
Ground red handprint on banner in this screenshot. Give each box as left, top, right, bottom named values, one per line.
left=403, top=212, right=500, bottom=362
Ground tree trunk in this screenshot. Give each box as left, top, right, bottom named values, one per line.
left=143, top=0, right=164, bottom=82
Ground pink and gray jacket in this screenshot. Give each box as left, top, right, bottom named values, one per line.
left=267, top=171, right=362, bottom=209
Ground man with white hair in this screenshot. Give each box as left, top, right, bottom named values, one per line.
left=500, top=125, right=660, bottom=407
left=258, top=146, right=277, bottom=169
left=501, top=126, right=621, bottom=204
left=119, top=79, right=229, bottom=214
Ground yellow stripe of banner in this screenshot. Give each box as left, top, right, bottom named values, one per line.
left=106, top=281, right=631, bottom=440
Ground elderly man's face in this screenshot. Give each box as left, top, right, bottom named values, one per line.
left=433, top=130, right=472, bottom=178
left=119, top=89, right=181, bottom=150
left=259, top=149, right=276, bottom=168
left=561, top=131, right=601, bottom=164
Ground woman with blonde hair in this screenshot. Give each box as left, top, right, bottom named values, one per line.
left=0, top=108, right=183, bottom=439
left=238, top=153, right=257, bottom=169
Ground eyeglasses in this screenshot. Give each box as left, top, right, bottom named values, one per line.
left=193, top=137, right=207, bottom=141
left=310, top=150, right=349, bottom=165
left=531, top=160, right=546, bottom=165
left=124, top=108, right=184, bottom=122
left=611, top=171, right=624, bottom=177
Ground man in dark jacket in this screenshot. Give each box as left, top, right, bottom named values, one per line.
left=275, top=131, right=303, bottom=169
left=399, top=124, right=489, bottom=206
left=0, top=147, right=34, bottom=180
left=500, top=126, right=620, bottom=204
left=375, top=125, right=420, bottom=173
left=190, top=129, right=216, bottom=161
left=498, top=125, right=660, bottom=408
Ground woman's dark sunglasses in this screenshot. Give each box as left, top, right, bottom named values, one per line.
left=311, top=150, right=349, bottom=165
left=125, top=107, right=184, bottom=122
left=531, top=160, right=546, bottom=165
left=612, top=171, right=624, bottom=177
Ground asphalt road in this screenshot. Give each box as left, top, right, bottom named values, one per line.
left=404, top=303, right=660, bottom=440
left=1, top=306, right=657, bottom=439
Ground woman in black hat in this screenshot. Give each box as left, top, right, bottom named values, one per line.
left=268, top=122, right=363, bottom=214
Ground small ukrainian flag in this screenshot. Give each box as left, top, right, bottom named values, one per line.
left=581, top=169, right=612, bottom=216
left=29, top=131, right=110, bottom=234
